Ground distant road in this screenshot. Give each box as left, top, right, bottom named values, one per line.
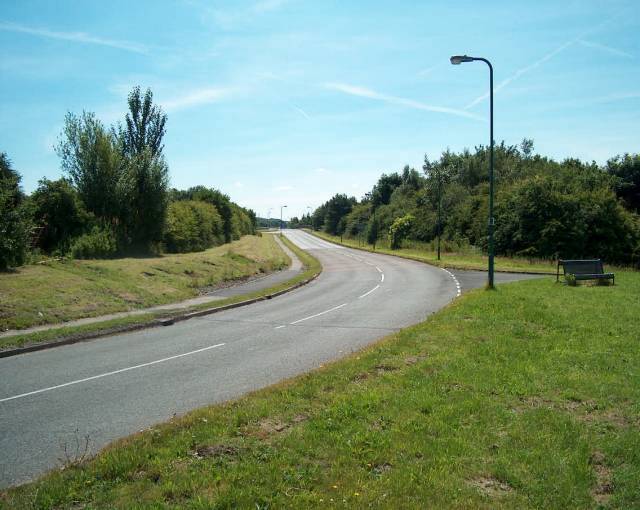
left=0, top=230, right=537, bottom=487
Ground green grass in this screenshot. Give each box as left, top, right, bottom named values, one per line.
left=0, top=235, right=289, bottom=332
left=310, top=230, right=559, bottom=274
left=0, top=235, right=321, bottom=352
left=3, top=271, right=638, bottom=509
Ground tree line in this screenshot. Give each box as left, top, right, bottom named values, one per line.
left=310, top=140, right=640, bottom=266
left=0, top=87, right=256, bottom=270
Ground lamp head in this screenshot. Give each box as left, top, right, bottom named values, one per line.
left=450, top=55, right=474, bottom=65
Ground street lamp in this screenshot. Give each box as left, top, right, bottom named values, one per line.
left=280, top=205, right=287, bottom=233
left=450, top=54, right=495, bottom=289
left=267, top=208, right=272, bottom=229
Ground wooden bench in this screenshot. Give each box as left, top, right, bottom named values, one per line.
left=557, top=259, right=615, bottom=285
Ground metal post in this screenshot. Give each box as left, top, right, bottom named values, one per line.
left=487, top=60, right=495, bottom=289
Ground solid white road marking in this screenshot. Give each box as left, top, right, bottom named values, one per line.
left=0, top=343, right=226, bottom=403
left=375, top=266, right=383, bottom=273
left=358, top=285, right=380, bottom=299
left=275, top=325, right=286, bottom=329
left=290, top=303, right=348, bottom=325
left=381, top=273, right=385, bottom=283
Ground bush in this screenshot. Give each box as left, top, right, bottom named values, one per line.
left=164, top=200, right=223, bottom=253
left=70, top=226, right=118, bottom=259
left=388, top=214, right=414, bottom=249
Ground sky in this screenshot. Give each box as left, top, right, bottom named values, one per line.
left=1, top=0, right=639, bottom=219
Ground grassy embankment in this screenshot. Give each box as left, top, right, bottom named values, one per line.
left=3, top=271, right=638, bottom=508
left=0, top=235, right=320, bottom=351
left=309, top=230, right=560, bottom=274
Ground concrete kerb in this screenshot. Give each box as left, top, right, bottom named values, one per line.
left=0, top=272, right=321, bottom=359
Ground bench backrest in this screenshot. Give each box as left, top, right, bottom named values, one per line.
left=560, top=259, right=604, bottom=275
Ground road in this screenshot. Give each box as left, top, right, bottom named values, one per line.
left=0, top=230, right=542, bottom=487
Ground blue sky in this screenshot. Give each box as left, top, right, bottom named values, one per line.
left=1, top=0, right=639, bottom=219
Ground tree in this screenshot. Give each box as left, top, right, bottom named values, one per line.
left=366, top=212, right=380, bottom=248
left=118, top=87, right=167, bottom=159
left=424, top=156, right=452, bottom=260
left=56, top=112, right=121, bottom=223
left=0, top=153, right=30, bottom=269
left=324, top=194, right=356, bottom=235
left=30, top=178, right=91, bottom=253
left=115, top=88, right=170, bottom=251
left=117, top=149, right=169, bottom=250
left=607, top=153, right=640, bottom=212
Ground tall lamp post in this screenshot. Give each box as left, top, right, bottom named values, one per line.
left=280, top=205, right=287, bottom=234
left=450, top=54, right=495, bottom=289
left=267, top=208, right=272, bottom=229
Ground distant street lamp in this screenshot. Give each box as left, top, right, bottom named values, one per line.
left=280, top=205, right=287, bottom=233
left=267, top=208, right=272, bottom=229
left=450, top=54, right=495, bottom=289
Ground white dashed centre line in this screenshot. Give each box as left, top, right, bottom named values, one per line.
left=289, top=303, right=348, bottom=325
left=0, top=343, right=226, bottom=403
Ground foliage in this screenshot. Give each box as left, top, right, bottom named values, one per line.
left=320, top=193, right=357, bottom=235
left=30, top=178, right=91, bottom=254
left=388, top=213, right=414, bottom=249
left=0, top=153, right=30, bottom=270
left=70, top=225, right=118, bottom=259
left=56, top=112, right=122, bottom=224
left=311, top=141, right=640, bottom=266
left=116, top=149, right=169, bottom=252
left=606, top=153, right=640, bottom=212
left=117, top=86, right=167, bottom=159
left=164, top=200, right=224, bottom=253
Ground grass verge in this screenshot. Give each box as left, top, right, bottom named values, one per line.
left=0, top=235, right=321, bottom=352
left=0, top=235, right=289, bottom=332
left=3, top=271, right=638, bottom=508
left=309, top=230, right=559, bottom=274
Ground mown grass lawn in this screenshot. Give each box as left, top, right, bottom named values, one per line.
left=310, top=230, right=560, bottom=274
left=2, top=271, right=638, bottom=509
left=0, top=235, right=289, bottom=331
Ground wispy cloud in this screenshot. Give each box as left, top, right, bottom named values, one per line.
left=465, top=37, right=578, bottom=109
left=207, top=0, right=290, bottom=29
left=161, top=87, right=232, bottom=112
left=275, top=185, right=293, bottom=191
left=578, top=39, right=633, bottom=58
left=417, top=65, right=438, bottom=77
left=292, top=105, right=311, bottom=119
left=465, top=16, right=623, bottom=110
left=324, top=82, right=484, bottom=121
left=0, top=21, right=148, bottom=54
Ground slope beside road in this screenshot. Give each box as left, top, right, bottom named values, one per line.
left=0, top=229, right=541, bottom=488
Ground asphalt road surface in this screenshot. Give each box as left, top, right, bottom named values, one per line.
left=0, top=230, right=544, bottom=487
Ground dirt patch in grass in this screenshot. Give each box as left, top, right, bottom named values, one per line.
left=590, top=451, right=613, bottom=505
left=194, top=444, right=240, bottom=459
left=469, top=476, right=513, bottom=497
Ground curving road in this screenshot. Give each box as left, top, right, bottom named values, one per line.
left=0, top=229, right=459, bottom=487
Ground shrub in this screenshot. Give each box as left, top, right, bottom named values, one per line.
left=164, top=200, right=223, bottom=253
left=70, top=226, right=118, bottom=259
left=388, top=214, right=414, bottom=249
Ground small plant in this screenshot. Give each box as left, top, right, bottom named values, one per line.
left=566, top=273, right=577, bottom=286
left=58, top=428, right=91, bottom=470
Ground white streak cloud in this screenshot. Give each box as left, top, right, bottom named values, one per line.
left=324, top=82, right=484, bottom=121
left=162, top=87, right=231, bottom=112
left=578, top=39, right=633, bottom=59
left=0, top=21, right=148, bottom=54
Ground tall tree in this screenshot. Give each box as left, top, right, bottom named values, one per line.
left=0, top=153, right=30, bottom=269
left=119, top=87, right=167, bottom=159
left=115, top=87, right=169, bottom=251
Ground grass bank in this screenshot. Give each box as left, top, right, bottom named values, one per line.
left=309, top=230, right=558, bottom=274
left=3, top=271, right=638, bottom=508
left=0, top=235, right=321, bottom=352
left=0, top=235, right=289, bottom=332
